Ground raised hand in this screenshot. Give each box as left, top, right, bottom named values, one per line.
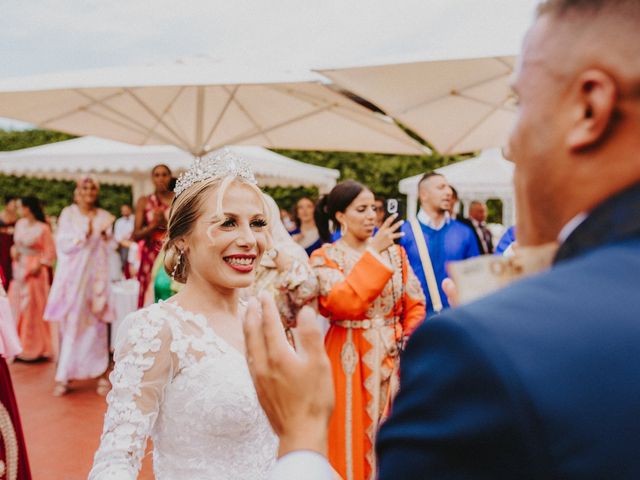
left=243, top=291, right=334, bottom=458
left=369, top=213, right=404, bottom=253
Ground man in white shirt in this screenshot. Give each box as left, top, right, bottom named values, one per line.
left=245, top=1, right=640, bottom=478
left=113, top=204, right=135, bottom=278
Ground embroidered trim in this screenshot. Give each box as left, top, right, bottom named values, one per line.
left=342, top=328, right=356, bottom=480
left=0, top=402, right=18, bottom=480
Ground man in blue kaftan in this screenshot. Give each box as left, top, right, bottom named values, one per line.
left=400, top=173, right=479, bottom=316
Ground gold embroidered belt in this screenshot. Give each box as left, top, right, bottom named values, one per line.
left=334, top=318, right=393, bottom=329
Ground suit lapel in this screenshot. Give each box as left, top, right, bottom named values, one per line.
left=554, top=182, right=640, bottom=263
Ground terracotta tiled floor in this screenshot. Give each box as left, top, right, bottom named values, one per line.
left=9, top=360, right=153, bottom=480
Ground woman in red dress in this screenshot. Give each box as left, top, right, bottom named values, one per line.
left=132, top=165, right=175, bottom=307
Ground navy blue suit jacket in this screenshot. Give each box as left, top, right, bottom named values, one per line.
left=377, top=183, right=640, bottom=479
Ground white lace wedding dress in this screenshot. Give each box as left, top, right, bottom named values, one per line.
left=88, top=301, right=277, bottom=479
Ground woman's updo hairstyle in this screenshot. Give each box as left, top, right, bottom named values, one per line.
left=162, top=174, right=268, bottom=283
left=314, top=179, right=368, bottom=243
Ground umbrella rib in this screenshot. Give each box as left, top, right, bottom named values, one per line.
left=229, top=91, right=274, bottom=145
left=141, top=87, right=190, bottom=146
left=123, top=88, right=195, bottom=153
left=201, top=85, right=239, bottom=150
left=266, top=84, right=333, bottom=109
left=204, top=104, right=333, bottom=153
left=399, top=67, right=513, bottom=115
left=39, top=89, right=127, bottom=126
left=331, top=104, right=427, bottom=152
left=73, top=90, right=184, bottom=147
left=195, top=86, right=205, bottom=154
left=454, top=92, right=516, bottom=112
left=267, top=84, right=425, bottom=153
left=445, top=99, right=506, bottom=154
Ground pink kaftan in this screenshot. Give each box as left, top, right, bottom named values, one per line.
left=8, top=219, right=56, bottom=360
left=44, top=205, right=114, bottom=382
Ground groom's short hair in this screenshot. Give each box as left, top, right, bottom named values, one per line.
left=537, top=0, right=640, bottom=20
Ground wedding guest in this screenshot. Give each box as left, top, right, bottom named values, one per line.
left=44, top=177, right=114, bottom=396
left=0, top=270, right=32, bottom=480
left=113, top=204, right=135, bottom=278
left=133, top=164, right=174, bottom=307
left=291, top=197, right=322, bottom=256
left=448, top=186, right=460, bottom=219
left=311, top=180, right=425, bottom=479
left=0, top=196, right=19, bottom=290
left=280, top=208, right=297, bottom=233
left=495, top=225, right=516, bottom=255
left=374, top=195, right=386, bottom=228
left=400, top=172, right=479, bottom=316
left=249, top=195, right=318, bottom=341
left=460, top=200, right=494, bottom=254
left=8, top=197, right=56, bottom=361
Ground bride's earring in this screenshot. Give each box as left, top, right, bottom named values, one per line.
left=171, top=249, right=184, bottom=280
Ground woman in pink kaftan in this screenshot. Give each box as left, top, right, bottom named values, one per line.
left=8, top=197, right=56, bottom=361
left=44, top=177, right=114, bottom=396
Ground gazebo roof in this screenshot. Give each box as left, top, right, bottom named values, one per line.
left=0, top=136, right=340, bottom=192
left=399, top=148, right=514, bottom=197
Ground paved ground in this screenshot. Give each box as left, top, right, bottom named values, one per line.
left=9, top=360, right=153, bottom=480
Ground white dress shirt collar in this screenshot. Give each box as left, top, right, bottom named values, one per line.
left=558, top=212, right=589, bottom=244
left=417, top=208, right=450, bottom=231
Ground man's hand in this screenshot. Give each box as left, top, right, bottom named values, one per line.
left=441, top=278, right=459, bottom=308
left=243, top=292, right=334, bottom=458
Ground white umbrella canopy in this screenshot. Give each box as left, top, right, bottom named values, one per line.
left=399, top=148, right=515, bottom=225
left=0, top=57, right=427, bottom=156
left=0, top=136, right=340, bottom=198
left=319, top=55, right=517, bottom=155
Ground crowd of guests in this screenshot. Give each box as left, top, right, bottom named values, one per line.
left=0, top=160, right=508, bottom=479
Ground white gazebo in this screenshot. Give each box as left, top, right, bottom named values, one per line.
left=399, top=148, right=515, bottom=226
left=0, top=136, right=340, bottom=199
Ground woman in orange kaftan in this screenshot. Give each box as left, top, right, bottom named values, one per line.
left=311, top=180, right=426, bottom=480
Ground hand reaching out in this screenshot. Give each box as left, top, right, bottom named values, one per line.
left=243, top=292, right=334, bottom=459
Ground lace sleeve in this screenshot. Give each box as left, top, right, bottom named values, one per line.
left=88, top=307, right=176, bottom=479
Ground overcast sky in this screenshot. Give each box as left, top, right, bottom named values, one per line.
left=0, top=0, right=538, bottom=129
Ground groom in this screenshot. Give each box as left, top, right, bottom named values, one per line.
left=244, top=0, right=640, bottom=478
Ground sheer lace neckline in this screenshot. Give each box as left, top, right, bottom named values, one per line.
left=160, top=300, right=246, bottom=359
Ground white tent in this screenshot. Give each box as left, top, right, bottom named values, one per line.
left=399, top=148, right=515, bottom=225
left=0, top=136, right=340, bottom=199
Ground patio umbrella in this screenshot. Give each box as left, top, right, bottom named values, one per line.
left=0, top=57, right=427, bottom=156
left=319, top=55, right=517, bottom=154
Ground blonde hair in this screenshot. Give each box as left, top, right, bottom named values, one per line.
left=163, top=175, right=269, bottom=283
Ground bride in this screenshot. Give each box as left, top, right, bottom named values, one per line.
left=89, top=151, right=279, bottom=479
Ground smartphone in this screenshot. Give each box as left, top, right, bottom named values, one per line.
left=385, top=198, right=404, bottom=219
left=385, top=198, right=405, bottom=244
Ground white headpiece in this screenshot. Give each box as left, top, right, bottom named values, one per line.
left=174, top=148, right=257, bottom=197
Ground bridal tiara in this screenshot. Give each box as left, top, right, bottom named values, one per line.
left=174, top=148, right=257, bottom=197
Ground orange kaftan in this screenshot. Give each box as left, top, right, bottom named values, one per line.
left=311, top=242, right=425, bottom=480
